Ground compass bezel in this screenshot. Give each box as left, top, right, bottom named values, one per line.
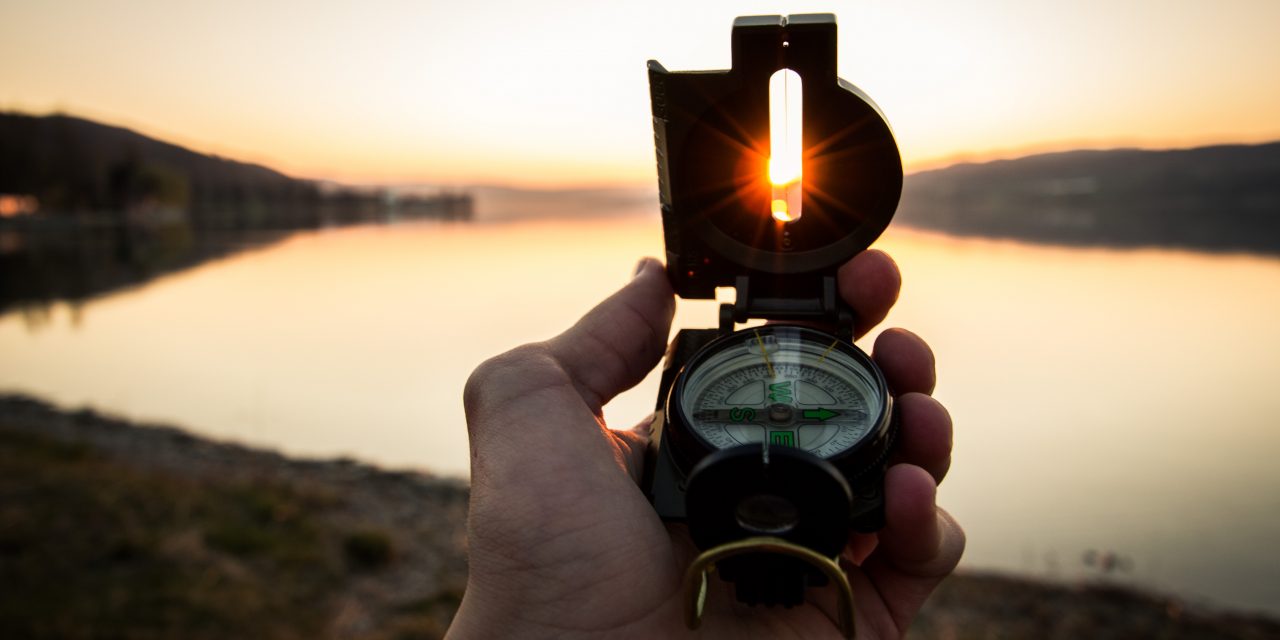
left=664, top=324, right=893, bottom=479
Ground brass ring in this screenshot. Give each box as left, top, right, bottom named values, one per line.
left=682, top=536, right=855, bottom=639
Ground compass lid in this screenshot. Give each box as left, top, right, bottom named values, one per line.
left=650, top=14, right=902, bottom=308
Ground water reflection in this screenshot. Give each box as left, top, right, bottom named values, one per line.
left=1, top=216, right=1279, bottom=615
left=0, top=215, right=286, bottom=321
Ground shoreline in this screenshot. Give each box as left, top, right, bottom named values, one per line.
left=1, top=393, right=1277, bottom=639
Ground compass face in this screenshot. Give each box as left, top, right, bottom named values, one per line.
left=675, top=326, right=886, bottom=460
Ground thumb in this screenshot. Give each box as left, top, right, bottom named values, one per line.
left=462, top=258, right=673, bottom=474
left=545, top=257, right=675, bottom=412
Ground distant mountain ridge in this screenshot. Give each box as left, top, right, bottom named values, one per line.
left=897, top=142, right=1280, bottom=254
left=0, top=112, right=307, bottom=211
left=0, top=112, right=471, bottom=313
left=0, top=112, right=470, bottom=230
left=4, top=111, right=1278, bottom=253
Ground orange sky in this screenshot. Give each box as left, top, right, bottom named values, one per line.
left=3, top=0, right=1279, bottom=188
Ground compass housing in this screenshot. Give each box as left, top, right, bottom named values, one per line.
left=642, top=13, right=904, bottom=609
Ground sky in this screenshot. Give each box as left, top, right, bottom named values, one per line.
left=2, top=0, right=1279, bottom=188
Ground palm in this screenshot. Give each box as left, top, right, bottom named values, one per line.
left=451, top=255, right=962, bottom=639
left=471, top=375, right=842, bottom=637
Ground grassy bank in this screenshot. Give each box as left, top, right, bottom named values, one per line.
left=1, top=395, right=1276, bottom=639
left=0, top=396, right=467, bottom=639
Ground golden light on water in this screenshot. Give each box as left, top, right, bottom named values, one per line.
left=768, top=68, right=803, bottom=223
left=3, top=218, right=1280, bottom=612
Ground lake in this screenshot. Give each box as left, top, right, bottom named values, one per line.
left=2, top=214, right=1279, bottom=616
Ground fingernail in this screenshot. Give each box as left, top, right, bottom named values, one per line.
left=633, top=258, right=651, bottom=278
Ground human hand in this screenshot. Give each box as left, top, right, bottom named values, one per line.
left=448, top=251, right=963, bottom=639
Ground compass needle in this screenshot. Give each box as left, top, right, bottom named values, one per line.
left=753, top=328, right=776, bottom=379
left=817, top=339, right=839, bottom=366
left=676, top=327, right=885, bottom=461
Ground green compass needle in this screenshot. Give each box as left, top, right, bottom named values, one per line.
left=802, top=408, right=840, bottom=421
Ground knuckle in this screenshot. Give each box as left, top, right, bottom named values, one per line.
left=463, top=343, right=553, bottom=421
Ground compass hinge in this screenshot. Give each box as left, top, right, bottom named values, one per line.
left=721, top=275, right=853, bottom=339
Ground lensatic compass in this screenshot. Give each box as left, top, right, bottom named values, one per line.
left=641, top=14, right=903, bottom=636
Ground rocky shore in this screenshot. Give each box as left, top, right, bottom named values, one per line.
left=1, top=394, right=1276, bottom=639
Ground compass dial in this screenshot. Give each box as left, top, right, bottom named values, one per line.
left=674, top=326, right=886, bottom=460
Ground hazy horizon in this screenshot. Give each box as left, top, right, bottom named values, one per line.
left=4, top=1, right=1279, bottom=187
left=10, top=107, right=1279, bottom=195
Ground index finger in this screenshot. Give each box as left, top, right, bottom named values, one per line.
left=838, top=249, right=901, bottom=339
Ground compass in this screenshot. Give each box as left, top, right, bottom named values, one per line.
left=641, top=13, right=903, bottom=623
left=667, top=325, right=893, bottom=495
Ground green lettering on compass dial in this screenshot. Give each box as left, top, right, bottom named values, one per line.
left=768, top=381, right=793, bottom=403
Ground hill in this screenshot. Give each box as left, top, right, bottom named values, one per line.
left=0, top=112, right=471, bottom=229
left=0, top=112, right=299, bottom=193
left=0, top=113, right=471, bottom=313
left=0, top=112, right=320, bottom=226
left=897, top=142, right=1280, bottom=254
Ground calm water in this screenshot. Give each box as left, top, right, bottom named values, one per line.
left=2, top=215, right=1279, bottom=615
